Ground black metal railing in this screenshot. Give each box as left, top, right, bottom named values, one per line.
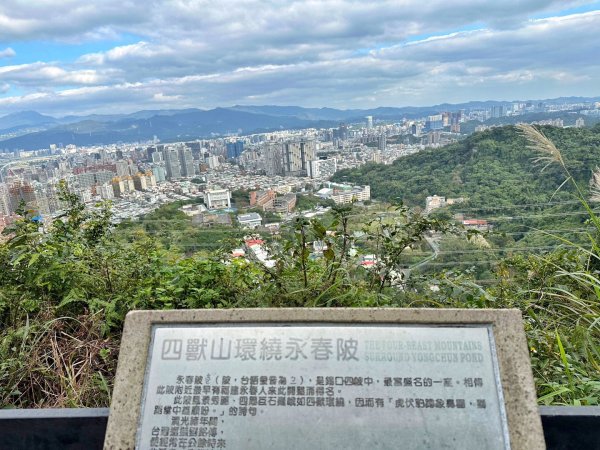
left=0, top=406, right=599, bottom=449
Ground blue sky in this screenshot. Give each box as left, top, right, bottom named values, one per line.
left=5, top=34, right=143, bottom=66
left=0, top=0, right=599, bottom=116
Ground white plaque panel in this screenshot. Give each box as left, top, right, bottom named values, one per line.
left=136, top=324, right=509, bottom=449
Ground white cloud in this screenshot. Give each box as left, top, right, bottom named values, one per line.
left=0, top=1, right=149, bottom=41
left=0, top=1, right=599, bottom=114
left=153, top=92, right=183, bottom=102
left=0, top=47, right=15, bottom=59
left=0, top=62, right=108, bottom=86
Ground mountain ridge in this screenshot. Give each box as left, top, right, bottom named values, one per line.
left=1, top=96, right=600, bottom=151
left=0, top=108, right=338, bottom=150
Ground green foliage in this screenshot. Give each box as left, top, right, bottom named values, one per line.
left=117, top=199, right=245, bottom=254
left=332, top=126, right=600, bottom=239
left=0, top=185, right=254, bottom=407
left=231, top=189, right=250, bottom=208
left=364, top=204, right=451, bottom=291
left=295, top=194, right=336, bottom=211
left=0, top=125, right=599, bottom=408
left=391, top=125, right=600, bottom=406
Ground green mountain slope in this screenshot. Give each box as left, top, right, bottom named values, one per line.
left=334, top=125, right=600, bottom=209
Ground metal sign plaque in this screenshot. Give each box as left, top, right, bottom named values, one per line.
left=136, top=324, right=509, bottom=449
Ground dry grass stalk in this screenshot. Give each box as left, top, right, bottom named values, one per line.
left=9, top=313, right=118, bottom=408
left=590, top=167, right=600, bottom=202
left=516, top=123, right=565, bottom=171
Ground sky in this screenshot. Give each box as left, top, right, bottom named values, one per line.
left=0, top=0, right=599, bottom=116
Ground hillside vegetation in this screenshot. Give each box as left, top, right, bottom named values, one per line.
left=0, top=126, right=598, bottom=409
left=334, top=125, right=600, bottom=208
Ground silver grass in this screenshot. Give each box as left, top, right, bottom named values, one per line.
left=516, top=123, right=565, bottom=171
left=590, top=167, right=600, bottom=202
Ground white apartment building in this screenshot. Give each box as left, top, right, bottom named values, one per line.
left=99, top=183, right=114, bottom=200
left=207, top=155, right=220, bottom=169
left=308, top=158, right=337, bottom=179
left=425, top=195, right=446, bottom=213
left=0, top=183, right=11, bottom=215
left=204, top=188, right=231, bottom=209
left=238, top=212, right=262, bottom=229
left=330, top=185, right=370, bottom=204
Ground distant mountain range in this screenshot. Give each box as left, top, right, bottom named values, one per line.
left=0, top=108, right=340, bottom=151
left=0, top=96, right=599, bottom=151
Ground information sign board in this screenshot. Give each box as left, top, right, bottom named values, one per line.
left=138, top=325, right=508, bottom=449
left=104, top=309, right=545, bottom=450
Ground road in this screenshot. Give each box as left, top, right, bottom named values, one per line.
left=410, top=233, right=441, bottom=271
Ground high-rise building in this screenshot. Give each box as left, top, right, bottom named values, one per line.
left=111, top=177, right=125, bottom=197
left=0, top=183, right=11, bottom=215
left=226, top=141, right=244, bottom=159
left=442, top=112, right=451, bottom=127
left=8, top=181, right=37, bottom=214
left=123, top=176, right=135, bottom=193
left=282, top=140, right=315, bottom=176
left=427, top=131, right=441, bottom=145
left=307, top=158, right=337, bottom=179
left=77, top=172, right=97, bottom=189
left=76, top=171, right=114, bottom=190
left=99, top=183, right=114, bottom=200
left=365, top=116, right=373, bottom=129
left=263, top=143, right=283, bottom=176
left=33, top=182, right=50, bottom=215
left=152, top=166, right=166, bottom=183
left=133, top=173, right=148, bottom=191
left=178, top=146, right=195, bottom=177
left=151, top=151, right=164, bottom=163
left=116, top=160, right=130, bottom=177
left=128, top=162, right=138, bottom=176
left=146, top=146, right=157, bottom=161
left=491, top=105, right=505, bottom=118
left=207, top=155, right=220, bottom=169
left=95, top=171, right=115, bottom=186
left=378, top=134, right=387, bottom=151
left=45, top=182, right=63, bottom=214
left=164, top=147, right=181, bottom=179
left=185, top=141, right=202, bottom=159
left=338, top=124, right=348, bottom=141
left=145, top=171, right=157, bottom=187
left=425, top=114, right=443, bottom=131
left=450, top=112, right=462, bottom=133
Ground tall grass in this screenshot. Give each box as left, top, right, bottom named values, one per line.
left=515, top=124, right=600, bottom=405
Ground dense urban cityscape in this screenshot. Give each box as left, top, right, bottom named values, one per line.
left=1, top=98, right=599, bottom=235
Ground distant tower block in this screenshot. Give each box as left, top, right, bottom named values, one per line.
left=365, top=116, right=373, bottom=129
left=378, top=134, right=386, bottom=151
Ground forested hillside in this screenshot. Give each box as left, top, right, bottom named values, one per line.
left=334, top=125, right=600, bottom=208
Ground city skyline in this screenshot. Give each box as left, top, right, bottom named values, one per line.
left=1, top=1, right=600, bottom=115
